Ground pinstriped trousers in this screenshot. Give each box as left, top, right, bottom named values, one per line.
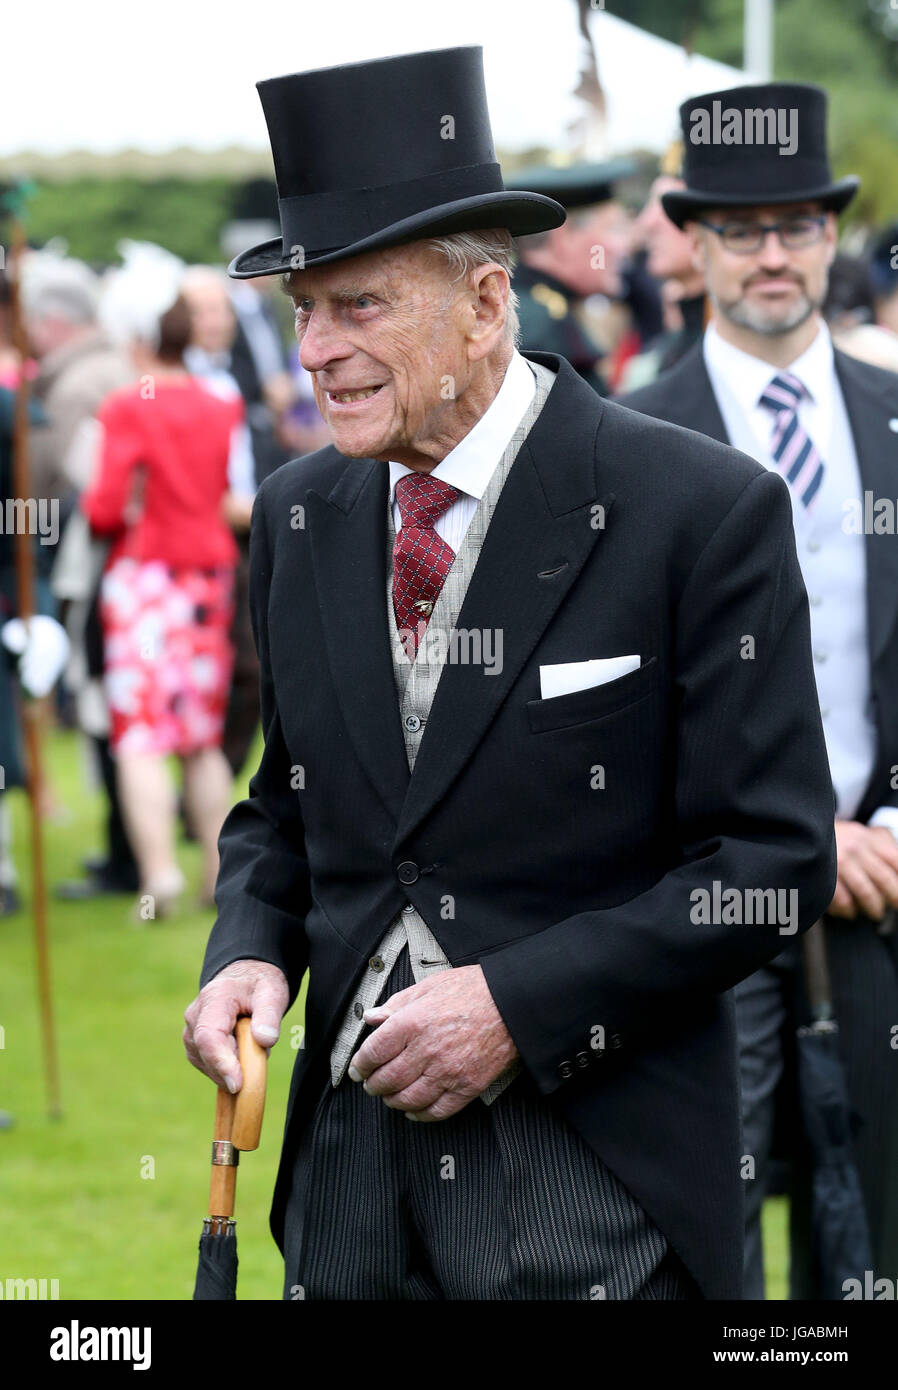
left=282, top=947, right=700, bottom=1300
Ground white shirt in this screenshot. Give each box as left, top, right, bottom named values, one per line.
left=704, top=320, right=898, bottom=835
left=387, top=348, right=536, bottom=552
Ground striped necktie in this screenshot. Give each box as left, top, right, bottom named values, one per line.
left=757, top=372, right=824, bottom=509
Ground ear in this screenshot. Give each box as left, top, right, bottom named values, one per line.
left=466, top=262, right=509, bottom=361
left=685, top=222, right=706, bottom=272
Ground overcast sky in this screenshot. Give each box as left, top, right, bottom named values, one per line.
left=4, top=1, right=745, bottom=159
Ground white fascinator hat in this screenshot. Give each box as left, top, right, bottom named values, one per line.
left=98, top=240, right=186, bottom=350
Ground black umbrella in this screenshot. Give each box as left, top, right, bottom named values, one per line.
left=795, top=920, right=873, bottom=1300
left=194, top=1017, right=267, bottom=1300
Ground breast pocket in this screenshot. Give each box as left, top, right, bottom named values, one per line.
left=526, top=655, right=661, bottom=734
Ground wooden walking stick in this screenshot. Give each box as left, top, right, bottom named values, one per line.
left=194, top=1017, right=268, bottom=1299
left=5, top=182, right=62, bottom=1120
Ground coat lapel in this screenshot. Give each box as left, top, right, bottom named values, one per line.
left=305, top=460, right=411, bottom=826
left=834, top=349, right=898, bottom=665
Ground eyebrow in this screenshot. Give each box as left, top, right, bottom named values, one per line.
left=282, top=277, right=389, bottom=304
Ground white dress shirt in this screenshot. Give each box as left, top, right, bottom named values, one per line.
left=704, top=320, right=898, bottom=835
left=388, top=348, right=536, bottom=550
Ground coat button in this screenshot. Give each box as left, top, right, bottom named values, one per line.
left=402, top=902, right=416, bottom=914
left=557, top=1060, right=574, bottom=1080
left=404, top=714, right=422, bottom=732
left=353, top=1001, right=365, bottom=1019
left=369, top=956, right=385, bottom=972
left=397, top=861, right=419, bottom=884
left=574, top=1050, right=590, bottom=1069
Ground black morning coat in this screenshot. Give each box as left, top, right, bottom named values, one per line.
left=619, top=340, right=898, bottom=828
left=200, top=350, right=838, bottom=1300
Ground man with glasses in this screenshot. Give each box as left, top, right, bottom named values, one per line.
left=620, top=83, right=898, bottom=1299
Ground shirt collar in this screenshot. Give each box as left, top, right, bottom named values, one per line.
left=388, top=349, right=536, bottom=506
left=703, top=317, right=834, bottom=411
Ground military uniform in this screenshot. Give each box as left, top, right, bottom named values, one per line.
left=512, top=262, right=606, bottom=394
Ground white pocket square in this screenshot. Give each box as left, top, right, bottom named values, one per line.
left=539, top=654, right=640, bottom=700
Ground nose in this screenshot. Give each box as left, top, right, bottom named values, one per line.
left=297, top=307, right=353, bottom=375
left=757, top=228, right=790, bottom=267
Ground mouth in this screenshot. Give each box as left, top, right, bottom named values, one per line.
left=326, top=384, right=385, bottom=407
left=747, top=278, right=801, bottom=293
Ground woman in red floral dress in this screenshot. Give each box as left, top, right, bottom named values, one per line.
left=83, top=283, right=243, bottom=916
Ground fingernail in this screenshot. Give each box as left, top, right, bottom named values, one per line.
left=405, top=1112, right=419, bottom=1121
left=348, top=1065, right=362, bottom=1082
left=225, top=1075, right=238, bottom=1094
left=256, top=1025, right=278, bottom=1043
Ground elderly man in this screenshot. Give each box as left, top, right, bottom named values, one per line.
left=183, top=48, right=836, bottom=1301
left=620, top=82, right=898, bottom=1298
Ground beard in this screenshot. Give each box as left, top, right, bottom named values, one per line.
left=713, top=279, right=821, bottom=337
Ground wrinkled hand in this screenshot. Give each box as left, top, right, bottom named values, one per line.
left=348, top=965, right=518, bottom=1122
left=183, top=959, right=289, bottom=1092
left=829, top=820, right=898, bottom=921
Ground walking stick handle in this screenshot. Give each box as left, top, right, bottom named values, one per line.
left=232, top=1015, right=268, bottom=1152
left=205, top=1017, right=268, bottom=1223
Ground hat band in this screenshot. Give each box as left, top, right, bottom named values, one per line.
left=278, top=162, right=503, bottom=258
left=681, top=157, right=832, bottom=198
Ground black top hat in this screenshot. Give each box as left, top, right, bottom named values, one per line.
left=661, top=83, right=858, bottom=230
left=228, top=47, right=565, bottom=279
left=504, top=157, right=637, bottom=211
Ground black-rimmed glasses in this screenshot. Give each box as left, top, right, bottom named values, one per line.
left=696, top=214, right=827, bottom=254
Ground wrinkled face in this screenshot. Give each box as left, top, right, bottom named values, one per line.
left=690, top=201, right=837, bottom=337
left=635, top=177, right=695, bottom=281
left=287, top=242, right=477, bottom=460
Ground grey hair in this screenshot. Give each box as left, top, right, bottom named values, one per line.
left=426, top=228, right=520, bottom=347
left=22, top=258, right=99, bottom=326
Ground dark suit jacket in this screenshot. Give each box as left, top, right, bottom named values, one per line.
left=200, top=351, right=837, bottom=1300
left=619, top=340, right=898, bottom=826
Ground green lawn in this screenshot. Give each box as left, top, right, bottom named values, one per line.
left=0, top=725, right=298, bottom=1299
left=0, top=726, right=788, bottom=1299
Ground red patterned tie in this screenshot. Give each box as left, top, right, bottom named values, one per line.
left=392, top=473, right=461, bottom=658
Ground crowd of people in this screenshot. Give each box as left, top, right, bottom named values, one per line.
left=0, top=236, right=325, bottom=919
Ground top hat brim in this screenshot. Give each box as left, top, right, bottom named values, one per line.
left=660, top=176, right=859, bottom=230
left=227, top=190, right=565, bottom=278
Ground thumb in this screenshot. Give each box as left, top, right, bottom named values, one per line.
left=250, top=979, right=288, bottom=1048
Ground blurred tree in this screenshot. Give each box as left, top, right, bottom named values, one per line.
left=23, top=178, right=236, bottom=267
